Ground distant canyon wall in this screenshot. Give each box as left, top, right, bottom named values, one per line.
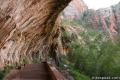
left=63, top=0, right=120, bottom=37
left=62, top=0, right=88, bottom=19
left=82, top=5, right=120, bottom=34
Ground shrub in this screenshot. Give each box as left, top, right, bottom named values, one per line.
left=0, top=65, right=13, bottom=79
left=66, top=28, right=120, bottom=78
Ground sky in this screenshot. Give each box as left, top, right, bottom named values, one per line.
left=83, top=0, right=120, bottom=10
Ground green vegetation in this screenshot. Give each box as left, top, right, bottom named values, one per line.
left=60, top=57, right=91, bottom=80
left=61, top=19, right=82, bottom=26
left=0, top=70, right=5, bottom=79
left=67, top=37, right=120, bottom=76
left=61, top=19, right=120, bottom=80
left=68, top=65, right=90, bottom=80
left=0, top=65, right=13, bottom=80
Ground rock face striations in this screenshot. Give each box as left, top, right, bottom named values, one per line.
left=63, top=0, right=120, bottom=35
left=82, top=2, right=120, bottom=35
left=0, top=0, right=71, bottom=68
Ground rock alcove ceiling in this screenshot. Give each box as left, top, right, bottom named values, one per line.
left=0, top=0, right=71, bottom=68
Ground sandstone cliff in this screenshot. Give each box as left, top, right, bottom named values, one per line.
left=82, top=2, right=120, bottom=35
left=62, top=0, right=88, bottom=19
left=0, top=0, right=71, bottom=68
left=63, top=0, right=120, bottom=35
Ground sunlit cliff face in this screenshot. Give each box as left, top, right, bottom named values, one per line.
left=63, top=0, right=88, bottom=19
left=0, top=0, right=71, bottom=68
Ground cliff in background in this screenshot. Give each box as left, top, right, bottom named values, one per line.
left=62, top=0, right=88, bottom=19
left=63, top=0, right=120, bottom=42
left=82, top=2, right=120, bottom=35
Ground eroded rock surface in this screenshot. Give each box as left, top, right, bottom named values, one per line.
left=82, top=2, right=120, bottom=35
left=63, top=0, right=120, bottom=36
left=0, top=0, right=71, bottom=68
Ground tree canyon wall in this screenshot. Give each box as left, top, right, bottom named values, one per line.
left=63, top=0, right=120, bottom=35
